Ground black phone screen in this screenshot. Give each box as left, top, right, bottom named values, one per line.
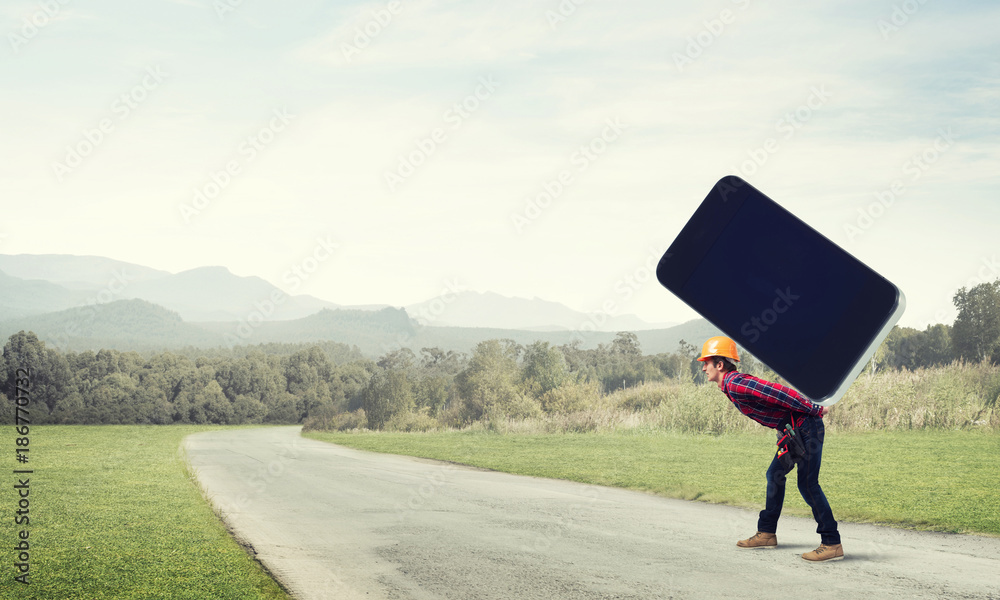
left=657, top=176, right=904, bottom=402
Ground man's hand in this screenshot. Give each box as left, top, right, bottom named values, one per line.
left=820, top=406, right=830, bottom=417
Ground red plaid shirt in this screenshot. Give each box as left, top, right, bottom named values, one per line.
left=720, top=371, right=823, bottom=430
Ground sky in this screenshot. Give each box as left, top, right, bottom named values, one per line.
left=1, top=0, right=998, bottom=330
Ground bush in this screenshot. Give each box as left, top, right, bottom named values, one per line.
left=540, top=381, right=601, bottom=414
left=362, top=369, right=414, bottom=430
left=336, top=409, right=369, bottom=431
left=614, top=382, right=678, bottom=411
left=385, top=409, right=441, bottom=432
left=435, top=400, right=468, bottom=429
left=301, top=404, right=338, bottom=431
left=483, top=394, right=543, bottom=424
left=303, top=408, right=368, bottom=432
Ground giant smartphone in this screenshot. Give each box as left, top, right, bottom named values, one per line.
left=656, top=176, right=905, bottom=405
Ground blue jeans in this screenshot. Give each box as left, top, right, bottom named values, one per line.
left=757, top=416, right=840, bottom=545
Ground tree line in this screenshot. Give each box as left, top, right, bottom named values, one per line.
left=872, top=279, right=1000, bottom=370
left=3, top=279, right=997, bottom=428
left=0, top=329, right=693, bottom=427
left=0, top=331, right=371, bottom=425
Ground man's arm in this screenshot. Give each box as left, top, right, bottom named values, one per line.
left=742, top=375, right=824, bottom=417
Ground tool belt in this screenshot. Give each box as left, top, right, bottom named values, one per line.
left=776, top=414, right=808, bottom=469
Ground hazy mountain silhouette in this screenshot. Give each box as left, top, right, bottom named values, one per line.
left=118, top=266, right=340, bottom=321
left=405, top=291, right=674, bottom=332
left=0, top=253, right=709, bottom=356
left=1, top=254, right=671, bottom=331
left=0, top=255, right=337, bottom=321
left=0, top=299, right=219, bottom=352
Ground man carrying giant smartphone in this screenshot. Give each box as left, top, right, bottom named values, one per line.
left=697, top=336, right=843, bottom=562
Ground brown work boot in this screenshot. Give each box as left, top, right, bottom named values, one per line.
left=736, top=532, right=777, bottom=549
left=802, top=543, right=844, bottom=562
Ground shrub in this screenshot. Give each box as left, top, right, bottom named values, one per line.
left=483, top=394, right=543, bottom=423
left=335, top=409, right=368, bottom=431
left=540, top=380, right=601, bottom=414
left=385, top=409, right=441, bottom=432
left=303, top=408, right=368, bottom=431
left=301, top=404, right=338, bottom=431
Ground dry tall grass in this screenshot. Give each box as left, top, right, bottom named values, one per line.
left=471, top=361, right=1000, bottom=435
left=827, top=360, right=1000, bottom=432
left=308, top=361, right=1000, bottom=434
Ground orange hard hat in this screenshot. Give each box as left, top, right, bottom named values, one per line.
left=697, top=336, right=740, bottom=362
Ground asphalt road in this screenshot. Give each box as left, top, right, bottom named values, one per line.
left=183, top=427, right=1000, bottom=600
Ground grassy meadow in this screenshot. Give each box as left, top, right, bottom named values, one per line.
left=305, top=428, right=1000, bottom=536
left=0, top=362, right=995, bottom=599
left=306, top=362, right=1000, bottom=536
left=502, top=360, right=1000, bottom=434
left=0, top=426, right=290, bottom=600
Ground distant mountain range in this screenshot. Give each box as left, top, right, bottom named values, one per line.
left=0, top=253, right=711, bottom=356
left=405, top=291, right=674, bottom=332
left=0, top=298, right=719, bottom=357
left=0, top=254, right=340, bottom=322
left=0, top=254, right=674, bottom=331
left=0, top=299, right=221, bottom=351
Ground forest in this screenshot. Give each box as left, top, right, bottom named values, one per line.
left=2, top=279, right=997, bottom=429
left=0, top=316, right=981, bottom=430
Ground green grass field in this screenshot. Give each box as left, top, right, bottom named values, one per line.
left=0, top=426, right=290, bottom=600
left=304, top=429, right=1000, bottom=536
left=1, top=425, right=995, bottom=600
